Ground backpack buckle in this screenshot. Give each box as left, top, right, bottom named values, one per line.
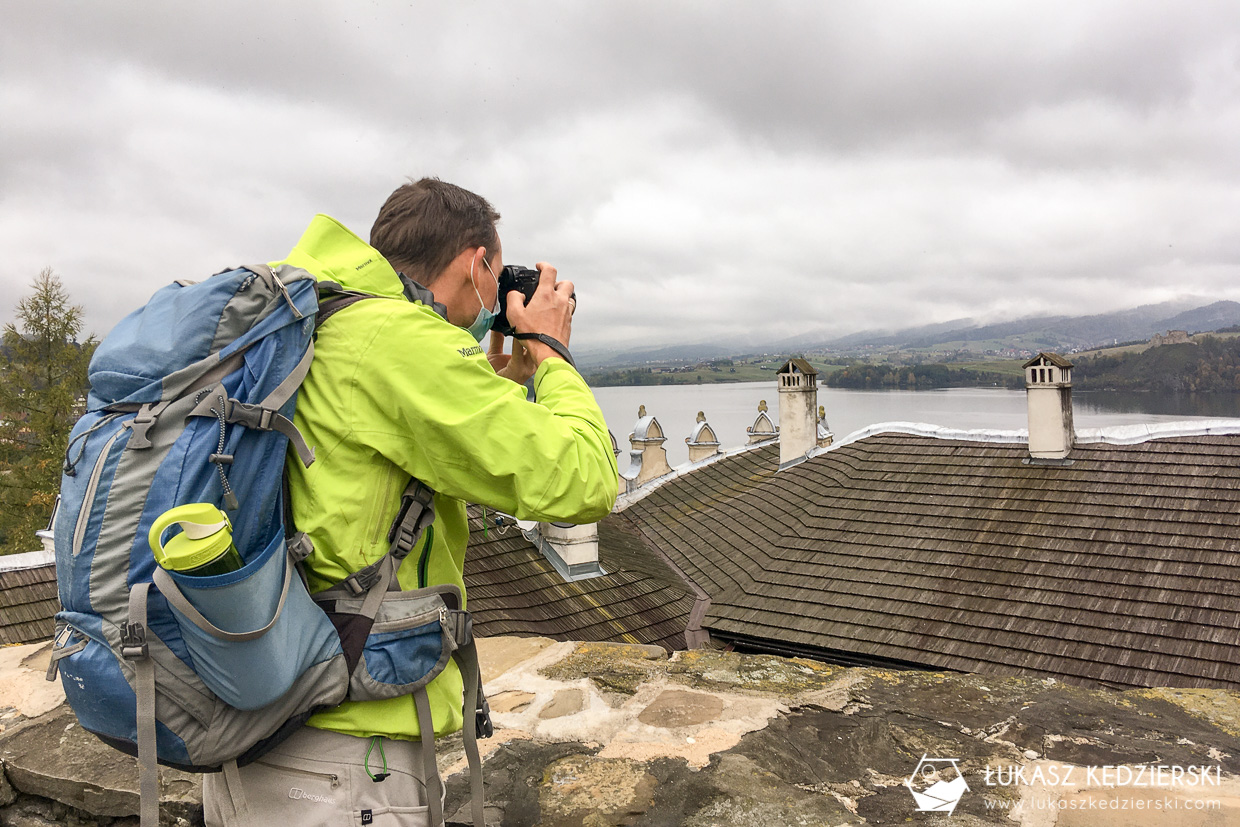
left=287, top=531, right=314, bottom=563
left=475, top=697, right=494, bottom=739
left=120, top=623, right=149, bottom=660
left=386, top=480, right=436, bottom=560
left=342, top=564, right=382, bottom=596
left=223, top=399, right=274, bottom=431
left=123, top=404, right=158, bottom=450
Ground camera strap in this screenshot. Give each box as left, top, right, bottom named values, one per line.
left=512, top=332, right=576, bottom=369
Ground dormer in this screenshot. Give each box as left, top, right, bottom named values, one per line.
left=622, top=405, right=673, bottom=487
left=747, top=400, right=778, bottom=445
left=816, top=405, right=834, bottom=449
left=631, top=405, right=666, bottom=444
left=686, top=411, right=721, bottom=463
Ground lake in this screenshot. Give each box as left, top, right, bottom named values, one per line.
left=591, top=382, right=1240, bottom=468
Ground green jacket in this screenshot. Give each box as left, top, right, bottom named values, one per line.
left=274, top=215, right=618, bottom=740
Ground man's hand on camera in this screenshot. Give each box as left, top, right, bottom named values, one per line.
left=488, top=330, right=537, bottom=385
left=505, top=262, right=574, bottom=366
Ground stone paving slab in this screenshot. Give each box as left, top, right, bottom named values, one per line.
left=2, top=638, right=1240, bottom=825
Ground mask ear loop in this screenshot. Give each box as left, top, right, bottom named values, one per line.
left=481, top=255, right=500, bottom=313
left=470, top=250, right=499, bottom=314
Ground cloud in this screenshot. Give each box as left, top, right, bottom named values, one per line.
left=2, top=1, right=1239, bottom=353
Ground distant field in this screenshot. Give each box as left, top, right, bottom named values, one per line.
left=585, top=360, right=843, bottom=386
left=954, top=360, right=1025, bottom=378
left=1075, top=330, right=1240, bottom=361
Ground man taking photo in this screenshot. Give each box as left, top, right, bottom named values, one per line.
left=203, top=177, right=619, bottom=826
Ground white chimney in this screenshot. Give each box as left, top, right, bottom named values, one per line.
left=685, top=411, right=721, bottom=463
left=777, top=358, right=820, bottom=466
left=1024, top=353, right=1074, bottom=460
left=535, top=521, right=602, bottom=581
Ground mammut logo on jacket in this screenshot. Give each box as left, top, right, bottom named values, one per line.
left=457, top=345, right=484, bottom=357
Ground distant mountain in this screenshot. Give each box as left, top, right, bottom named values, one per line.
left=818, top=299, right=1240, bottom=353
left=818, top=317, right=989, bottom=349
left=1158, top=301, right=1240, bottom=335
left=576, top=298, right=1240, bottom=369
left=575, top=342, right=737, bottom=370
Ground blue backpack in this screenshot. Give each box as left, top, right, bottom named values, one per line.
left=47, top=264, right=488, bottom=827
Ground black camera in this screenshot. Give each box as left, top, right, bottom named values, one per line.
left=493, top=265, right=541, bottom=337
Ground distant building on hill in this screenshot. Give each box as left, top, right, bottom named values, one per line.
left=1150, top=330, right=1193, bottom=346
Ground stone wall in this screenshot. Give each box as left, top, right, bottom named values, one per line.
left=5, top=638, right=1240, bottom=825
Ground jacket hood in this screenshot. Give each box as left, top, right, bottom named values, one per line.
left=275, top=214, right=405, bottom=299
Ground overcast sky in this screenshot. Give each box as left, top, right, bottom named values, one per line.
left=4, top=1, right=1240, bottom=355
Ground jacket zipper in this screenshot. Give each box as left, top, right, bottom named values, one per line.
left=369, top=467, right=401, bottom=549
left=72, top=429, right=124, bottom=556
left=416, top=526, right=435, bottom=588
left=252, top=759, right=341, bottom=788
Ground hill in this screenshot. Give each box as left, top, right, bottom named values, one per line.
left=1076, top=335, right=1240, bottom=393
left=821, top=299, right=1240, bottom=354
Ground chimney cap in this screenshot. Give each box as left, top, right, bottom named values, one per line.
left=777, top=357, right=819, bottom=376
left=1023, top=352, right=1074, bottom=369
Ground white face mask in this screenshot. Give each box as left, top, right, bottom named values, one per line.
left=464, top=256, right=499, bottom=342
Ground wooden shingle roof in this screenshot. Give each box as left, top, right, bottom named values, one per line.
left=0, top=515, right=695, bottom=652
left=610, top=433, right=1240, bottom=690
left=0, top=559, right=58, bottom=645
left=463, top=506, right=695, bottom=650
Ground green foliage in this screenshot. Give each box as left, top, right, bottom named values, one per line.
left=0, top=269, right=96, bottom=553
left=1077, top=337, right=1240, bottom=393
left=824, top=362, right=1022, bottom=390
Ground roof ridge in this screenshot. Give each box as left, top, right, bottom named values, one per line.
left=811, top=418, right=1240, bottom=458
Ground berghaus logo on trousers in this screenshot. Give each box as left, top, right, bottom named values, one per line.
left=289, top=787, right=336, bottom=805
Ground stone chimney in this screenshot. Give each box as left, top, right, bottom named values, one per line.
left=685, top=411, right=721, bottom=463
left=1023, top=353, right=1074, bottom=460
left=535, top=521, right=603, bottom=581
left=777, top=358, right=820, bottom=466
left=746, top=400, right=778, bottom=445
left=621, top=405, right=673, bottom=487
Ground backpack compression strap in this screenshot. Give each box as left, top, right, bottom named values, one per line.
left=122, top=583, right=160, bottom=827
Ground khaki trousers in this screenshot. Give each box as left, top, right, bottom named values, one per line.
left=204, top=725, right=436, bottom=827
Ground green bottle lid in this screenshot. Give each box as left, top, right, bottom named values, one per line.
left=149, top=503, right=241, bottom=575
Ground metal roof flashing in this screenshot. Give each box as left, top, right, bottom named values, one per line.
left=614, top=440, right=773, bottom=512
left=0, top=550, right=55, bottom=573
left=615, top=418, right=1240, bottom=511
left=805, top=418, right=1240, bottom=461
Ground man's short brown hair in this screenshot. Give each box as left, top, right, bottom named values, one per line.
left=370, top=178, right=501, bottom=285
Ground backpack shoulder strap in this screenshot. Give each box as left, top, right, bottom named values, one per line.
left=317, top=294, right=374, bottom=327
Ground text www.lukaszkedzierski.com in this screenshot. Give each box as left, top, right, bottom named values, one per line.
left=985, top=796, right=1221, bottom=813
